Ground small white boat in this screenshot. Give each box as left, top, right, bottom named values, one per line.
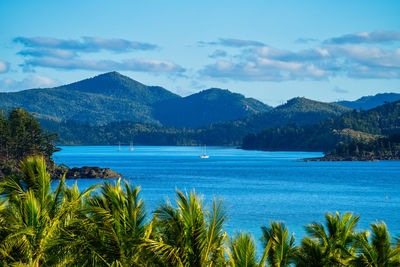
left=130, top=141, right=134, bottom=151
left=118, top=142, right=121, bottom=151
left=199, top=145, right=209, bottom=158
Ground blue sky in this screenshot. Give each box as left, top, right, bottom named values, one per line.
left=0, top=0, right=399, bottom=106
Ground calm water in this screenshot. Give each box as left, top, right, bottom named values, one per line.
left=53, top=146, right=400, bottom=245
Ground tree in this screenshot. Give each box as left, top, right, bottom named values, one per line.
left=143, top=190, right=227, bottom=266
left=305, top=212, right=360, bottom=266
left=226, top=232, right=270, bottom=267
left=351, top=222, right=400, bottom=267
left=0, top=156, right=96, bottom=266
left=63, top=179, right=154, bottom=266
left=260, top=221, right=298, bottom=267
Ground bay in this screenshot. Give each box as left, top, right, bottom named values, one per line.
left=53, top=145, right=400, bottom=245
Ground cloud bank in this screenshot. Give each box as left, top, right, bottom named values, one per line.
left=23, top=58, right=185, bottom=73
left=324, top=30, right=400, bottom=44
left=14, top=36, right=157, bottom=53
left=199, top=38, right=266, bottom=47
left=15, top=36, right=185, bottom=74
left=200, top=32, right=400, bottom=81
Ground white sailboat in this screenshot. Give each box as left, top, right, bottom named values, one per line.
left=130, top=141, right=134, bottom=151
left=118, top=142, right=121, bottom=151
left=199, top=145, right=209, bottom=158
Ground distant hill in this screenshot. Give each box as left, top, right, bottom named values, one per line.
left=242, top=100, right=400, bottom=152
left=153, top=88, right=271, bottom=128
left=243, top=97, right=351, bottom=129
left=0, top=71, right=270, bottom=127
left=335, top=93, right=400, bottom=110
left=0, top=72, right=178, bottom=125
left=40, top=97, right=353, bottom=146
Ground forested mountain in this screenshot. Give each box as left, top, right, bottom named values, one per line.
left=242, top=100, right=400, bottom=152
left=335, top=92, right=400, bottom=110
left=153, top=88, right=271, bottom=128
left=39, top=97, right=353, bottom=146
left=0, top=72, right=270, bottom=127
left=0, top=72, right=178, bottom=125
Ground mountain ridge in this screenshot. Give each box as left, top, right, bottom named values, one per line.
left=0, top=71, right=270, bottom=127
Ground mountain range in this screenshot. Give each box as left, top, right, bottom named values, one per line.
left=0, top=72, right=270, bottom=127
left=0, top=71, right=399, bottom=147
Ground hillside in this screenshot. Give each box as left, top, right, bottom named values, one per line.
left=336, top=92, right=400, bottom=110
left=0, top=72, right=270, bottom=127
left=0, top=72, right=178, bottom=125
left=153, top=88, right=271, bottom=128
left=39, top=97, right=353, bottom=146
left=242, top=100, right=400, bottom=152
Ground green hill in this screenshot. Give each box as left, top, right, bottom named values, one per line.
left=242, top=100, right=400, bottom=152
left=0, top=72, right=271, bottom=127
left=153, top=88, right=271, bottom=128
left=38, top=97, right=353, bottom=146
left=0, top=72, right=178, bottom=125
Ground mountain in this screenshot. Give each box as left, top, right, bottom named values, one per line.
left=0, top=72, right=179, bottom=125
left=153, top=88, right=271, bottom=128
left=242, top=100, right=400, bottom=152
left=335, top=93, right=400, bottom=110
left=0, top=72, right=271, bottom=127
left=39, top=97, right=353, bottom=146
left=243, top=97, right=351, bottom=129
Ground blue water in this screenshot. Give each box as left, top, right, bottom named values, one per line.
left=53, top=146, right=400, bottom=246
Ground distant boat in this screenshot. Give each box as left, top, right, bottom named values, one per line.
left=130, top=141, right=134, bottom=151
left=118, top=142, right=121, bottom=151
left=199, top=145, right=209, bottom=158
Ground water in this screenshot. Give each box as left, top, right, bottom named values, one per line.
left=53, top=146, right=400, bottom=246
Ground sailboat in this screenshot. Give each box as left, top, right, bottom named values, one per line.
left=199, top=145, right=209, bottom=158
left=129, top=141, right=134, bottom=151
left=118, top=142, right=121, bottom=151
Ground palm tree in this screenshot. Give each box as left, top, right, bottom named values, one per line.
left=142, top=190, right=227, bottom=266
left=304, top=212, right=360, bottom=266
left=0, top=156, right=96, bottom=266
left=226, top=232, right=270, bottom=267
left=61, top=179, right=154, bottom=266
left=260, top=221, right=298, bottom=267
left=351, top=222, right=400, bottom=266
left=296, top=237, right=329, bottom=267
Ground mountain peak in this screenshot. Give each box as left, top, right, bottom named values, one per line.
left=276, top=97, right=351, bottom=114
left=54, top=71, right=179, bottom=104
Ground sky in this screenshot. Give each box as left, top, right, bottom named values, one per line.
left=0, top=0, right=399, bottom=106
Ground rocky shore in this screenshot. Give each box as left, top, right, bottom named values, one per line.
left=52, top=166, right=122, bottom=179
left=304, top=155, right=400, bottom=162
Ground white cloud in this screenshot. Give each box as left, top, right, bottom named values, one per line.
left=22, top=57, right=185, bottom=73
left=325, top=30, right=400, bottom=44
left=0, top=61, right=9, bottom=73
left=0, top=74, right=58, bottom=92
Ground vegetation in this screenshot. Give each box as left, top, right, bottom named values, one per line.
left=37, top=97, right=353, bottom=146
left=0, top=72, right=270, bottom=127
left=242, top=100, right=400, bottom=154
left=153, top=88, right=271, bottom=128
left=1, top=155, right=399, bottom=266
left=324, top=134, right=400, bottom=161
left=0, top=108, right=59, bottom=178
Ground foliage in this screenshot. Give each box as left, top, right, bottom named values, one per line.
left=0, top=72, right=270, bottom=128
left=37, top=97, right=352, bottom=146
left=1, top=156, right=400, bottom=266
left=242, top=100, right=400, bottom=153
left=153, top=88, right=271, bottom=128
left=0, top=108, right=59, bottom=179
